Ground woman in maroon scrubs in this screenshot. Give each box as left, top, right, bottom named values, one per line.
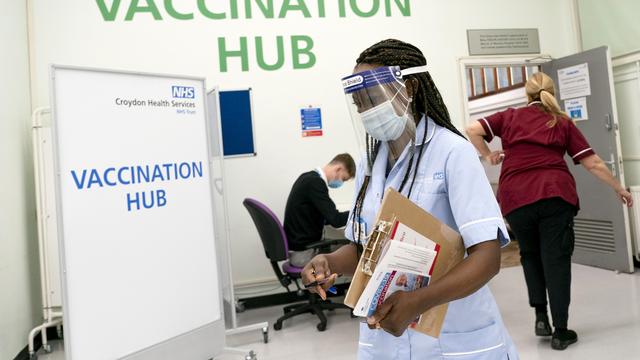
left=466, top=71, right=632, bottom=351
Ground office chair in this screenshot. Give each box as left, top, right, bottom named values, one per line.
left=242, top=198, right=352, bottom=331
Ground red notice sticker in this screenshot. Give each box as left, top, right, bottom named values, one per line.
left=302, top=130, right=323, bottom=137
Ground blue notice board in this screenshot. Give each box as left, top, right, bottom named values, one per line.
left=219, top=89, right=256, bottom=157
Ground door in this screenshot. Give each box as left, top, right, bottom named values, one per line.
left=542, top=46, right=634, bottom=273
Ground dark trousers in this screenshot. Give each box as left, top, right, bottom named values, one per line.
left=505, top=197, right=576, bottom=329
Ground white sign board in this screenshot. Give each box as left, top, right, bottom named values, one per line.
left=51, top=66, right=222, bottom=360
left=558, top=63, right=592, bottom=100
left=565, top=97, right=589, bottom=121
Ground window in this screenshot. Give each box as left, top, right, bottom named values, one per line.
left=473, top=68, right=484, bottom=97
left=467, top=65, right=541, bottom=100
left=497, top=67, right=510, bottom=88
left=511, top=67, right=524, bottom=84
left=484, top=68, right=497, bottom=93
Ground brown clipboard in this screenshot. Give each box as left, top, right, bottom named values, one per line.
left=344, top=188, right=465, bottom=337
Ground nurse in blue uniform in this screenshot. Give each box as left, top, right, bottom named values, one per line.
left=302, top=39, right=519, bottom=359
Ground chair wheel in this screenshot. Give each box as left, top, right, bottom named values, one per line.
left=316, top=322, right=327, bottom=331
left=273, top=321, right=283, bottom=331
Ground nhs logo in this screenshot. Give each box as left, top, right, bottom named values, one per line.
left=172, top=86, right=195, bottom=99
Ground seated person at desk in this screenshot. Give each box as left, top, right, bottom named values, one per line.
left=284, top=153, right=356, bottom=267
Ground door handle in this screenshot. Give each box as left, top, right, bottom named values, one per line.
left=604, top=154, right=617, bottom=177
left=604, top=114, right=612, bottom=131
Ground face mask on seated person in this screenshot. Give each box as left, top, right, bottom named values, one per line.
left=328, top=179, right=344, bottom=189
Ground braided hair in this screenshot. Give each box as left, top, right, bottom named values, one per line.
left=351, top=39, right=465, bottom=250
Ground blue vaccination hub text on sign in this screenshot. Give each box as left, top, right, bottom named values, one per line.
left=70, top=161, right=203, bottom=212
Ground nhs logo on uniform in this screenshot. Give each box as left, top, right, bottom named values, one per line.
left=172, top=86, right=195, bottom=99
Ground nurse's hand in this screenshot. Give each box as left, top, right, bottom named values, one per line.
left=616, top=187, right=633, bottom=207
left=367, top=291, right=421, bottom=337
left=301, top=255, right=338, bottom=301
left=483, top=151, right=504, bottom=165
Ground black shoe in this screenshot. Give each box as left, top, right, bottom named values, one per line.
left=551, top=329, right=578, bottom=350
left=535, top=313, right=552, bottom=336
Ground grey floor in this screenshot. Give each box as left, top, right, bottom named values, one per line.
left=38, top=264, right=640, bottom=359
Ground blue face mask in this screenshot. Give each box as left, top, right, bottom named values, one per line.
left=328, top=179, right=343, bottom=189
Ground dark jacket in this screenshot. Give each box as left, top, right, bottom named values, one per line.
left=283, top=171, right=349, bottom=251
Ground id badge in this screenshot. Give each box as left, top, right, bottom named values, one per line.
left=355, top=216, right=368, bottom=243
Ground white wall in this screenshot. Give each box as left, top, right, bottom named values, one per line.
left=578, top=0, right=640, bottom=57
left=0, top=1, right=41, bottom=358
left=27, top=0, right=579, bottom=287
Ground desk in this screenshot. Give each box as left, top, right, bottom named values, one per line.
left=321, top=225, right=352, bottom=287
left=324, top=202, right=352, bottom=286
left=335, top=202, right=351, bottom=212
left=324, top=225, right=346, bottom=240
left=324, top=202, right=351, bottom=240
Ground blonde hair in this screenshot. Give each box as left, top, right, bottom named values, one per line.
left=525, top=72, right=568, bottom=127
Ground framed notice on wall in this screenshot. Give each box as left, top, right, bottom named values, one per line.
left=301, top=106, right=323, bottom=137
left=467, top=29, right=540, bottom=56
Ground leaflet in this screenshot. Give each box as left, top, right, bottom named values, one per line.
left=353, top=224, right=439, bottom=317
left=391, top=221, right=438, bottom=250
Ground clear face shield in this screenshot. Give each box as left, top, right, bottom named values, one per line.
left=342, top=65, right=428, bottom=172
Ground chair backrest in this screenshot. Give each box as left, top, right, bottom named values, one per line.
left=242, top=198, right=289, bottom=262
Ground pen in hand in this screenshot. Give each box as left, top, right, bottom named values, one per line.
left=305, top=273, right=342, bottom=295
